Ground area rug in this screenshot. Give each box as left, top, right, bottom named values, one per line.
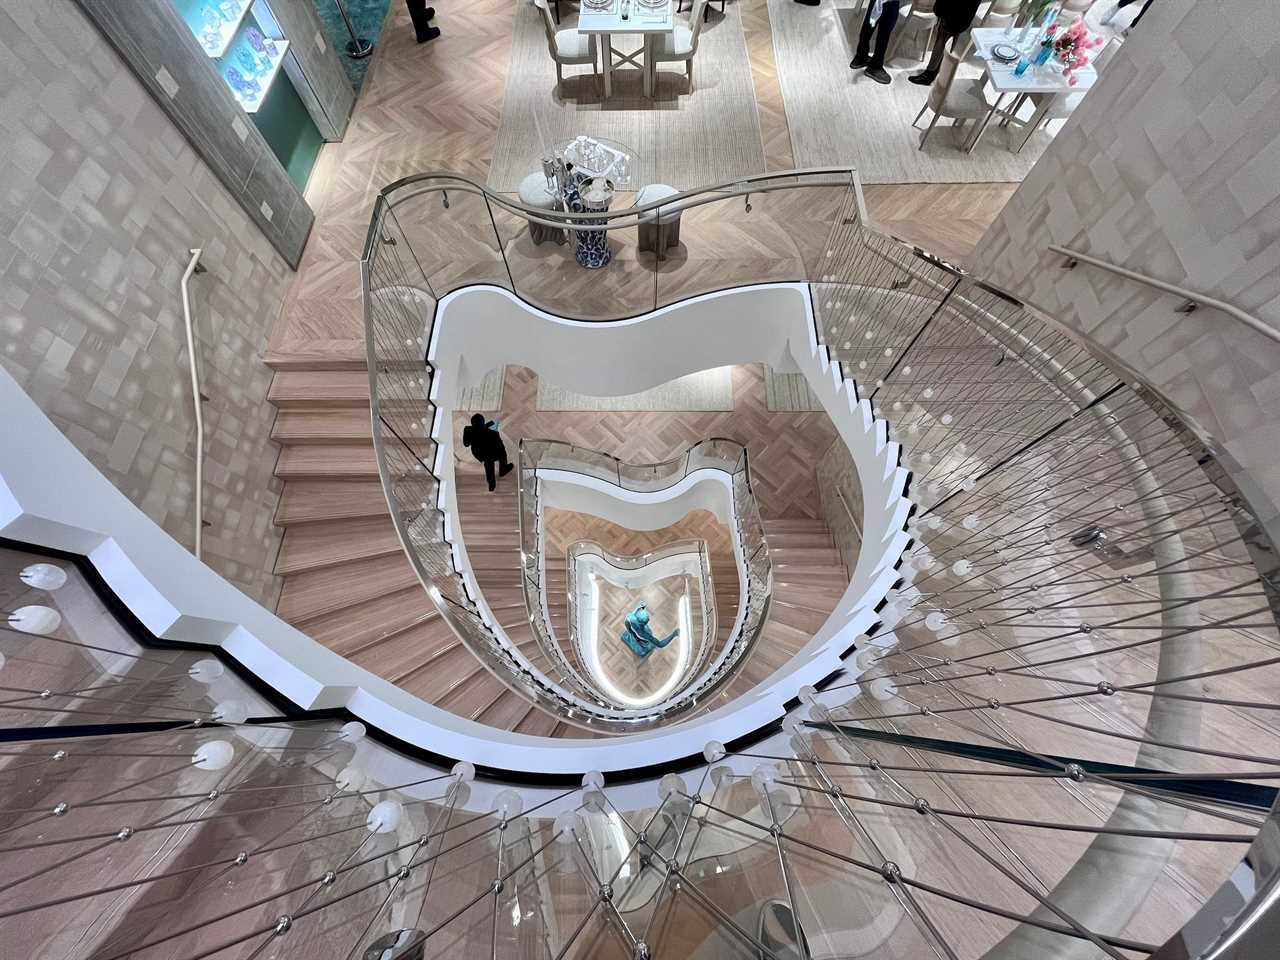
left=764, top=366, right=823, bottom=411
left=768, top=0, right=1053, bottom=182
left=312, top=0, right=393, bottom=91
left=488, top=0, right=767, bottom=192
left=536, top=367, right=735, bottom=411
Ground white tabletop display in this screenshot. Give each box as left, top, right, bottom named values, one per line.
left=577, top=0, right=675, bottom=98
left=963, top=25, right=1100, bottom=153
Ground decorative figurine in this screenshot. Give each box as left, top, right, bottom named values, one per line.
left=224, top=66, right=260, bottom=102
left=619, top=602, right=679, bottom=658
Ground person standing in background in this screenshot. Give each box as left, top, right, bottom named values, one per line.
left=850, top=0, right=902, bottom=85
left=1101, top=0, right=1158, bottom=34
left=908, top=0, right=982, bottom=85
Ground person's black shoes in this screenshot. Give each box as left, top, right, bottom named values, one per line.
left=418, top=24, right=441, bottom=43
left=498, top=462, right=514, bottom=478
left=865, top=65, right=891, bottom=84
left=793, top=0, right=821, bottom=6
left=850, top=53, right=869, bottom=69
left=908, top=70, right=937, bottom=85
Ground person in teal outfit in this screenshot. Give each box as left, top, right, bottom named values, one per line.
left=620, top=602, right=679, bottom=658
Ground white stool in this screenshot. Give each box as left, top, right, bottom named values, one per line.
left=635, top=183, right=682, bottom=260
left=518, top=171, right=564, bottom=245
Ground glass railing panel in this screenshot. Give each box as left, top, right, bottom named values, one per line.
left=615, top=454, right=687, bottom=492
left=493, top=192, right=656, bottom=322
left=653, top=174, right=859, bottom=310
left=383, top=182, right=513, bottom=297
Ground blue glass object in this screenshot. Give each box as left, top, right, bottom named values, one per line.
left=619, top=603, right=679, bottom=658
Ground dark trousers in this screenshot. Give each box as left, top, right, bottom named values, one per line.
left=855, top=0, right=901, bottom=68
left=1118, top=0, right=1156, bottom=26
left=921, top=24, right=960, bottom=73
left=480, top=439, right=511, bottom=491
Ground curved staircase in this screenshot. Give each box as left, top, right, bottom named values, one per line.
left=268, top=368, right=562, bottom=735
left=267, top=369, right=857, bottom=738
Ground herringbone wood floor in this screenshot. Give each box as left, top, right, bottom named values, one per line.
left=265, top=0, right=1015, bottom=363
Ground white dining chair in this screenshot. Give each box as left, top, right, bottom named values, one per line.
left=1014, top=37, right=1119, bottom=151
left=535, top=0, right=599, bottom=92
left=912, top=42, right=994, bottom=150
left=651, top=0, right=709, bottom=93
left=887, top=0, right=939, bottom=62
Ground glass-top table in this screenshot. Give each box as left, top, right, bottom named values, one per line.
left=555, top=135, right=639, bottom=191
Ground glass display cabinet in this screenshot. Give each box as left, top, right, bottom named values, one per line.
left=172, top=0, right=322, bottom=189
left=173, top=0, right=290, bottom=113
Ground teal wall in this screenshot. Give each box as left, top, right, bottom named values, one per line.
left=252, top=71, right=324, bottom=192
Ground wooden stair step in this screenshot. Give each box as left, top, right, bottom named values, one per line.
left=275, top=516, right=403, bottom=575
left=515, top=706, right=561, bottom=737
left=275, top=480, right=389, bottom=525
left=435, top=669, right=508, bottom=721
left=276, top=444, right=381, bottom=480
left=476, top=690, right=537, bottom=730
left=773, top=583, right=844, bottom=611
left=348, top=617, right=458, bottom=680
left=279, top=552, right=420, bottom=622
left=268, top=370, right=370, bottom=408
left=769, top=600, right=832, bottom=633
left=299, top=585, right=438, bottom=652
left=761, top=619, right=812, bottom=655
left=399, top=647, right=489, bottom=703
left=263, top=343, right=366, bottom=371
left=272, top=409, right=374, bottom=444
left=762, top=518, right=831, bottom=534
left=769, top=547, right=843, bottom=564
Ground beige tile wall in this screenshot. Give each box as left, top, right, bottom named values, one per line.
left=971, top=0, right=1280, bottom=541
left=0, top=2, right=292, bottom=605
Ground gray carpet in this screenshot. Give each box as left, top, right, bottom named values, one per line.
left=769, top=0, right=1054, bottom=183
left=489, top=0, right=767, bottom=192
left=537, top=367, right=735, bottom=410
left=764, top=366, right=823, bottom=411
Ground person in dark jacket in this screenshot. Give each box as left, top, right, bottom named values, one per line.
left=462, top=413, right=514, bottom=491
left=908, top=0, right=983, bottom=85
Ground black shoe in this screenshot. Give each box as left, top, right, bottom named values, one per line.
left=865, top=65, right=891, bottom=84
left=498, top=462, right=514, bottom=478
left=849, top=54, right=869, bottom=69
left=487, top=483, right=496, bottom=492
left=793, top=0, right=821, bottom=5
left=417, top=24, right=440, bottom=42
left=424, top=5, right=435, bottom=17
left=908, top=70, right=937, bottom=85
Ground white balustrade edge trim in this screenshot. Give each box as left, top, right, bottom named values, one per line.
left=0, top=283, right=910, bottom=778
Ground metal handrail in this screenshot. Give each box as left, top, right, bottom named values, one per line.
left=517, top=436, right=765, bottom=718
left=179, top=247, right=206, bottom=559
left=1048, top=244, right=1280, bottom=346
left=365, top=166, right=863, bottom=247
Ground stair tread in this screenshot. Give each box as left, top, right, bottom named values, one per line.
left=268, top=370, right=371, bottom=407
left=280, top=552, right=420, bottom=622
left=272, top=409, right=374, bottom=443
left=275, top=516, right=403, bottom=575
left=275, top=480, right=389, bottom=524
left=348, top=617, right=458, bottom=680
left=477, top=690, right=536, bottom=730
left=276, top=444, right=381, bottom=479
left=515, top=707, right=561, bottom=737
left=401, top=648, right=490, bottom=704
left=299, top=585, right=438, bottom=652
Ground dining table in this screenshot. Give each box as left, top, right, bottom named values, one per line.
left=576, top=0, right=675, bottom=99
left=964, top=26, right=1099, bottom=154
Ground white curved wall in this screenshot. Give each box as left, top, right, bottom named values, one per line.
left=0, top=283, right=911, bottom=779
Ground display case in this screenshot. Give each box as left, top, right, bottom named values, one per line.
left=173, top=0, right=290, bottom=114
